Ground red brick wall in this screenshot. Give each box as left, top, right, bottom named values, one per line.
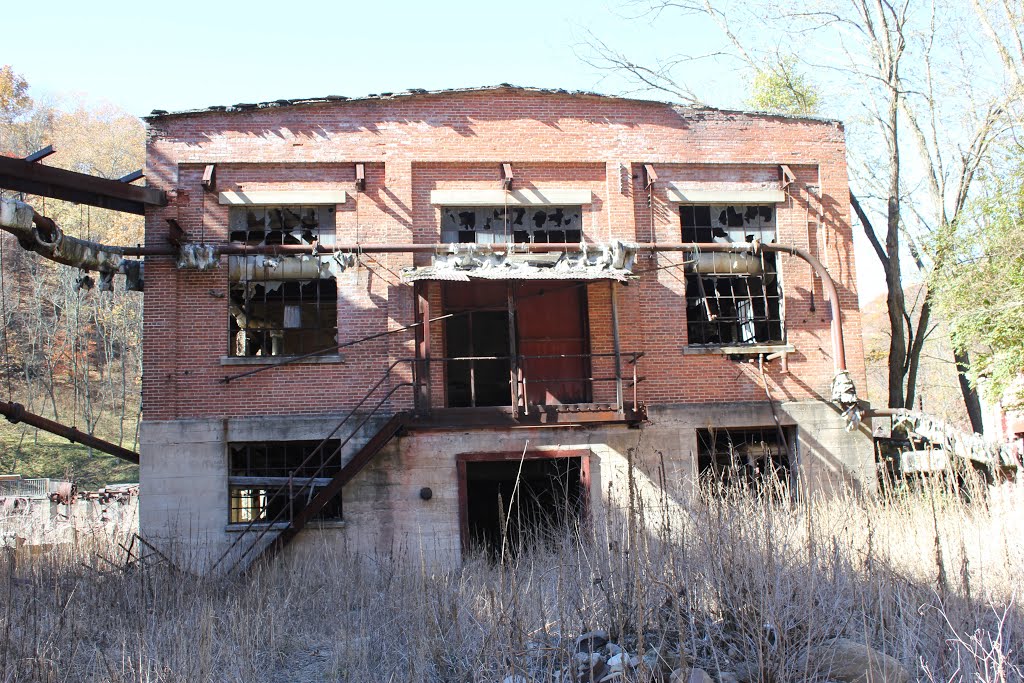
left=143, top=89, right=866, bottom=420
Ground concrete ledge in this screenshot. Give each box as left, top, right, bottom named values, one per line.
left=683, top=344, right=795, bottom=356
left=219, top=354, right=344, bottom=366
left=430, top=189, right=592, bottom=205
left=219, top=190, right=347, bottom=205
left=225, top=520, right=346, bottom=532
left=665, top=185, right=786, bottom=203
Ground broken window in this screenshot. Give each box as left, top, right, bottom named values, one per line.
left=229, top=279, right=337, bottom=356
left=696, top=427, right=793, bottom=489
left=228, top=206, right=338, bottom=357
left=441, top=206, right=583, bottom=245
left=682, top=205, right=783, bottom=346
left=228, top=440, right=343, bottom=524
left=229, top=206, right=335, bottom=246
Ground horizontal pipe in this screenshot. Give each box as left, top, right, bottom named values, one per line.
left=0, top=400, right=140, bottom=464
left=2, top=201, right=850, bottom=374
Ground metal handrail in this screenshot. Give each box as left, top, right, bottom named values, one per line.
left=210, top=359, right=415, bottom=573
left=424, top=351, right=644, bottom=411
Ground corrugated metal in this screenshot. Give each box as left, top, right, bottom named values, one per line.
left=402, top=266, right=631, bottom=282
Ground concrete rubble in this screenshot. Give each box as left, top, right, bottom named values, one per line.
left=0, top=477, right=139, bottom=550
left=492, top=628, right=911, bottom=683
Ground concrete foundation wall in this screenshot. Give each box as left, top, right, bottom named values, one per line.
left=140, top=401, right=873, bottom=572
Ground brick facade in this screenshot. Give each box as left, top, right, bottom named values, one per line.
left=143, top=88, right=866, bottom=420
left=139, top=87, right=872, bottom=569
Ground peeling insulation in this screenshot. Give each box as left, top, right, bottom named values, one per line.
left=0, top=197, right=144, bottom=290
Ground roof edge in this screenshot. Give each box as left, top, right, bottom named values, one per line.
left=144, top=84, right=842, bottom=127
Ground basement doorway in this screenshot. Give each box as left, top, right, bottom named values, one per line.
left=458, top=450, right=590, bottom=557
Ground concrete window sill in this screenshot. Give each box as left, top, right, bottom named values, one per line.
left=219, top=354, right=344, bottom=366
left=226, top=522, right=290, bottom=532
left=225, top=520, right=346, bottom=532
left=683, top=344, right=795, bottom=356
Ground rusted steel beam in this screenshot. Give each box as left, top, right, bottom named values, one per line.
left=118, top=169, right=145, bottom=183
left=0, top=400, right=140, bottom=464
left=0, top=156, right=166, bottom=215
left=24, top=145, right=56, bottom=163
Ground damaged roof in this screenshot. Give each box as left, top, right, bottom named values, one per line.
left=144, top=84, right=841, bottom=126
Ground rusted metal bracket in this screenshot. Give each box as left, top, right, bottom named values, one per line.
left=166, top=218, right=188, bottom=247
left=24, top=145, right=56, bottom=163
left=643, top=163, right=658, bottom=189
left=119, top=169, right=144, bottom=184
left=355, top=163, right=366, bottom=192
left=779, top=164, right=796, bottom=189
left=201, top=164, right=216, bottom=193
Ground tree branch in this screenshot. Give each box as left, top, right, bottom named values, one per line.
left=850, top=191, right=890, bottom=270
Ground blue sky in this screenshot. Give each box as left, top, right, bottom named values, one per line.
left=12, top=0, right=741, bottom=115
left=6, top=0, right=885, bottom=300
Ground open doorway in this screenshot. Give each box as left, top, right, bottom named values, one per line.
left=443, top=282, right=511, bottom=407
left=441, top=281, right=592, bottom=409
left=458, top=451, right=589, bottom=557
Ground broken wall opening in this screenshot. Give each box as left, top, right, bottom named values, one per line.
left=683, top=205, right=783, bottom=346
left=228, top=440, right=343, bottom=524
left=229, top=279, right=337, bottom=356
left=696, top=426, right=793, bottom=491
left=441, top=205, right=583, bottom=244
left=227, top=205, right=339, bottom=357
left=459, top=452, right=587, bottom=558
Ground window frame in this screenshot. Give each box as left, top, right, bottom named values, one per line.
left=226, top=440, right=344, bottom=526
left=439, top=205, right=584, bottom=245
left=225, top=204, right=340, bottom=360
left=680, top=203, right=787, bottom=351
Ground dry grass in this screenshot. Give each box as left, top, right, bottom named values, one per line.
left=2, top=477, right=1022, bottom=683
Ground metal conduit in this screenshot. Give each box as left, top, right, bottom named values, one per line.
left=0, top=207, right=851, bottom=374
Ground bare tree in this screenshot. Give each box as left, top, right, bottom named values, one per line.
left=584, top=0, right=1023, bottom=430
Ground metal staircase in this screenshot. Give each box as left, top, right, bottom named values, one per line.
left=211, top=364, right=414, bottom=575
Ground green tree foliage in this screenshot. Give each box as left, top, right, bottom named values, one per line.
left=746, top=55, right=820, bottom=116
left=933, top=163, right=1024, bottom=406
left=0, top=64, right=31, bottom=124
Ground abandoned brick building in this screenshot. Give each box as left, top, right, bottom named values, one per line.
left=132, top=85, right=872, bottom=570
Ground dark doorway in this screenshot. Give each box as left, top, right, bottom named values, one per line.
left=444, top=282, right=511, bottom=407
left=460, top=453, right=587, bottom=557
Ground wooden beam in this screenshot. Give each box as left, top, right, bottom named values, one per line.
left=0, top=156, right=166, bottom=215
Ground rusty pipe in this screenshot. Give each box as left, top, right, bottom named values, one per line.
left=4, top=202, right=852, bottom=373
left=0, top=400, right=140, bottom=464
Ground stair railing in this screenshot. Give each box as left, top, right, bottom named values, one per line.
left=210, top=359, right=416, bottom=574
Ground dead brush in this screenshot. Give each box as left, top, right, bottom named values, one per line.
left=1, top=475, right=1022, bottom=682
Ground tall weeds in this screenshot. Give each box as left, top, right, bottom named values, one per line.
left=1, top=477, right=1021, bottom=682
